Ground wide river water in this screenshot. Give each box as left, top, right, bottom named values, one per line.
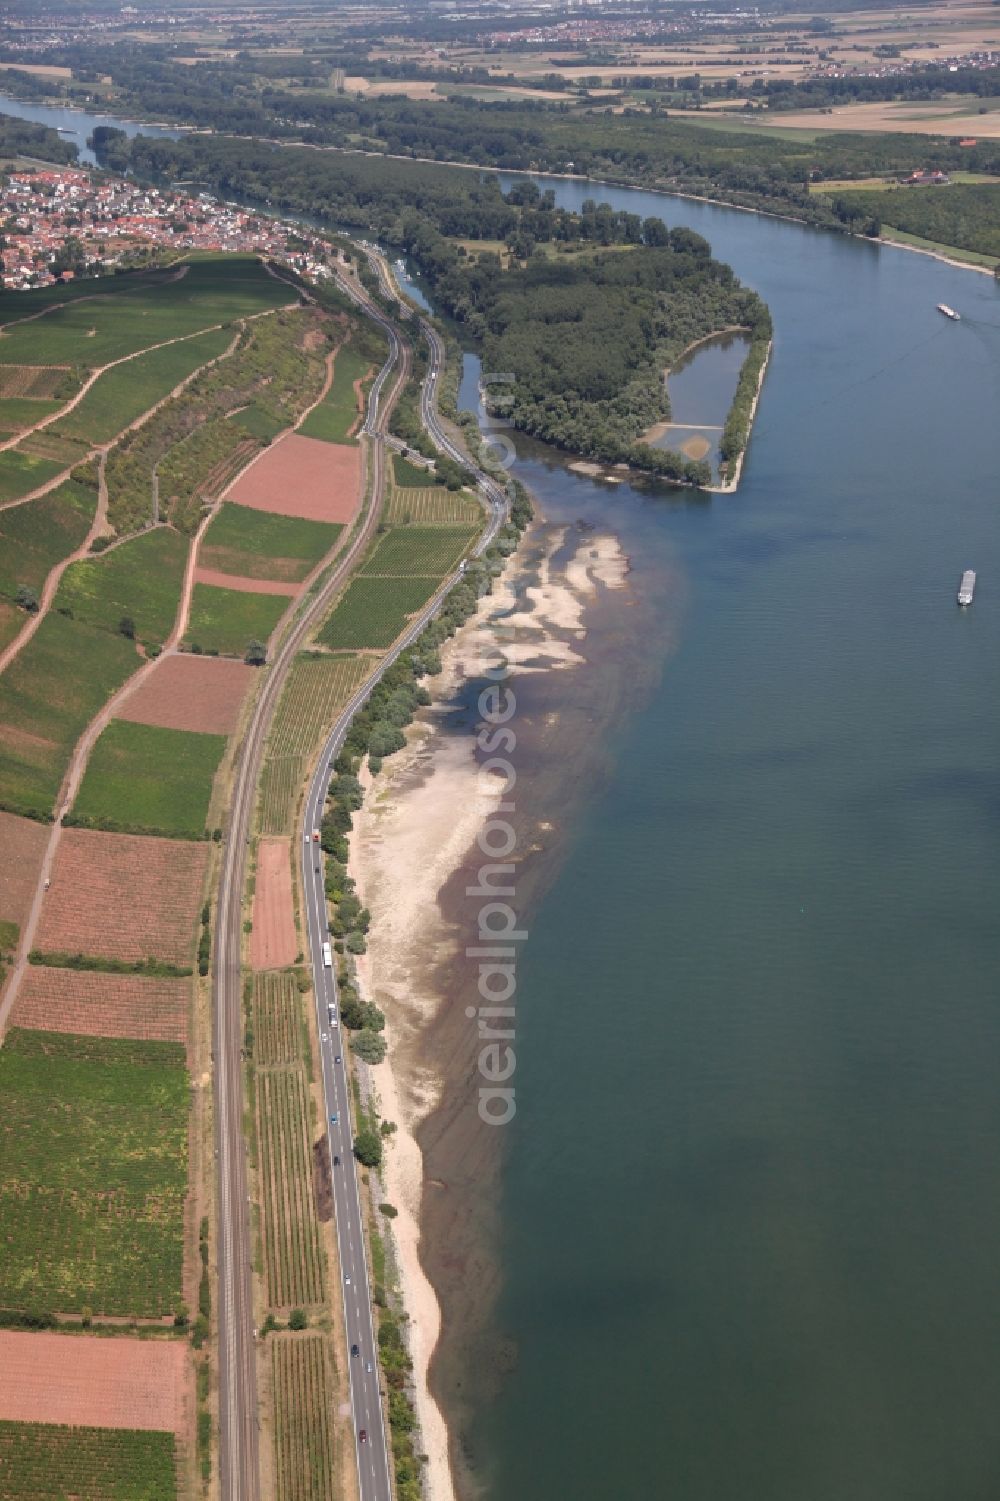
left=6, top=93, right=1000, bottom=1498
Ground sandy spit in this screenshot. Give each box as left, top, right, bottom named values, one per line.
left=347, top=523, right=628, bottom=1501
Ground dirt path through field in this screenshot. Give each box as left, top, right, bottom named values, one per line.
left=0, top=323, right=231, bottom=456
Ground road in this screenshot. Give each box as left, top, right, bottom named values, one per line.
left=213, top=262, right=408, bottom=1501
left=294, top=245, right=509, bottom=1501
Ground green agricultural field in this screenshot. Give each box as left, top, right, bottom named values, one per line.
left=361, top=526, right=475, bottom=577
left=0, top=1029, right=188, bottom=1317
left=185, top=582, right=288, bottom=657
left=297, top=343, right=370, bottom=445
left=0, top=612, right=138, bottom=818
left=317, top=575, right=441, bottom=651
left=392, top=452, right=435, bottom=488
left=0, top=262, right=183, bottom=324
left=0, top=255, right=293, bottom=369
left=0, top=396, right=62, bottom=435
left=56, top=526, right=188, bottom=646
left=0, top=599, right=20, bottom=655
left=0, top=447, right=64, bottom=503
left=53, top=327, right=234, bottom=444
left=18, top=430, right=88, bottom=469
left=229, top=402, right=285, bottom=440
left=0, top=477, right=98, bottom=601
left=72, top=720, right=227, bottom=838
left=201, top=501, right=341, bottom=583
left=0, top=1423, right=177, bottom=1501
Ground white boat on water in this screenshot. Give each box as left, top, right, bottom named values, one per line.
left=957, top=569, right=976, bottom=606
left=937, top=303, right=960, bottom=321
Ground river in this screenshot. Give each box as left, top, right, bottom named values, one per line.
left=7, top=95, right=1000, bottom=1500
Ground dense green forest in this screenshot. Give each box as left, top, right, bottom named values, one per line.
left=826, top=183, right=1000, bottom=260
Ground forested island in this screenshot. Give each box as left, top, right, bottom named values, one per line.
left=96, top=129, right=770, bottom=483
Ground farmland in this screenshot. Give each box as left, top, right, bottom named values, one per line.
left=71, top=720, right=227, bottom=838
left=0, top=476, right=98, bottom=603
left=0, top=366, right=73, bottom=400
left=392, top=452, right=435, bottom=489
left=0, top=1330, right=189, bottom=1431
left=0, top=1422, right=177, bottom=1501
left=0, top=447, right=63, bottom=503
left=251, top=839, right=298, bottom=971
left=0, top=1029, right=188, bottom=1317
left=200, top=502, right=341, bottom=584
left=0, top=256, right=293, bottom=368
left=257, top=754, right=305, bottom=838
left=254, top=972, right=302, bottom=1068
left=56, top=526, right=188, bottom=646
left=269, top=654, right=369, bottom=757
left=360, top=525, right=475, bottom=577
left=185, top=582, right=288, bottom=657
left=12, top=966, right=190, bottom=1049
left=53, top=326, right=234, bottom=445
left=256, top=1065, right=326, bottom=1310
left=384, top=484, right=481, bottom=527
left=118, top=654, right=254, bottom=736
left=317, top=575, right=441, bottom=651
left=0, top=812, right=48, bottom=937
left=224, top=432, right=361, bottom=524
left=36, top=828, right=208, bottom=967
left=0, top=397, right=62, bottom=436
left=0, top=612, right=138, bottom=818
left=271, top=1337, right=337, bottom=1501
left=297, top=343, right=370, bottom=445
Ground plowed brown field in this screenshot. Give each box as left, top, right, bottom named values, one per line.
left=194, top=567, right=299, bottom=597
left=36, top=830, right=209, bottom=966
left=0, top=811, right=48, bottom=930
left=118, top=654, right=255, bottom=736
left=12, top=966, right=190, bottom=1047
left=251, top=838, right=297, bottom=970
left=0, top=1331, right=189, bottom=1432
left=226, top=432, right=361, bottom=522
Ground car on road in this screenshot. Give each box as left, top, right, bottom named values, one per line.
left=333, top=1154, right=340, bottom=1165
left=358, top=1430, right=367, bottom=1444
left=335, top=1055, right=341, bottom=1064
left=322, top=1033, right=328, bottom=1042
left=351, top=1343, right=359, bottom=1357
left=330, top=1113, right=338, bottom=1124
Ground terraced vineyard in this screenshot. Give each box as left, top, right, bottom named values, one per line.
left=0, top=1422, right=177, bottom=1501
left=256, top=1066, right=325, bottom=1310
left=269, top=654, right=369, bottom=757
left=256, top=754, right=305, bottom=838
left=317, top=575, right=441, bottom=651
left=360, top=525, right=476, bottom=577
left=271, top=1337, right=337, bottom=1501
left=0, top=1030, right=188, bottom=1317
left=384, top=484, right=482, bottom=527
left=254, top=972, right=302, bottom=1068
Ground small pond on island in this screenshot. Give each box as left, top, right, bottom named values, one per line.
left=642, top=328, right=752, bottom=481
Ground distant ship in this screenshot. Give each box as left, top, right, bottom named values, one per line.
left=957, top=569, right=976, bottom=606
left=937, top=303, right=960, bottom=321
